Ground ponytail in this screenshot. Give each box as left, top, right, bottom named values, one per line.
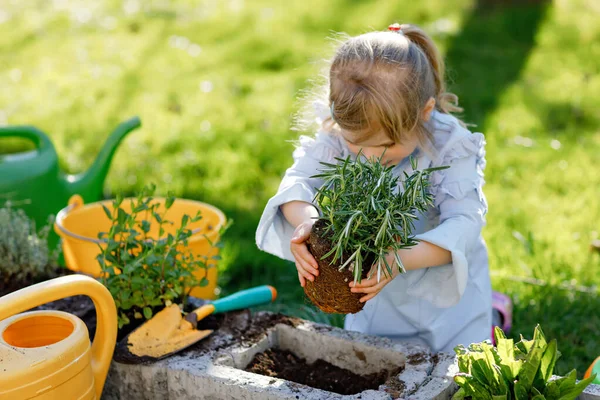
left=400, top=24, right=463, bottom=114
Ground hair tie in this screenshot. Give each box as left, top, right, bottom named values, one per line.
left=388, top=23, right=404, bottom=34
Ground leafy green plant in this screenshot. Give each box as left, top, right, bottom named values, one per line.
left=312, top=154, right=447, bottom=282
left=0, top=201, right=60, bottom=284
left=96, top=185, right=229, bottom=329
left=453, top=325, right=596, bottom=400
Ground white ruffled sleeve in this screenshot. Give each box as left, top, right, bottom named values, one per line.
left=408, top=132, right=488, bottom=308
left=255, top=131, right=340, bottom=261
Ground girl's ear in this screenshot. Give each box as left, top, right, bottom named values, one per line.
left=421, top=97, right=436, bottom=121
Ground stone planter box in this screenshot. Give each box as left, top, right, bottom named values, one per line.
left=103, top=311, right=600, bottom=400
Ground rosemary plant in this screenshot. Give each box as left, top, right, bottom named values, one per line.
left=312, top=153, right=447, bottom=283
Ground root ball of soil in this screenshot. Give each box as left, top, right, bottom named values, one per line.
left=303, top=220, right=369, bottom=314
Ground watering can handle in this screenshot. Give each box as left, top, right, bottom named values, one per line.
left=0, top=275, right=117, bottom=400
left=0, top=126, right=53, bottom=150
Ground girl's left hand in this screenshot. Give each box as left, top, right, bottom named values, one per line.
left=349, top=254, right=401, bottom=303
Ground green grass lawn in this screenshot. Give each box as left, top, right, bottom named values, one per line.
left=1, top=0, right=599, bottom=377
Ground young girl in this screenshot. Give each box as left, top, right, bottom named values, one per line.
left=256, top=23, right=493, bottom=353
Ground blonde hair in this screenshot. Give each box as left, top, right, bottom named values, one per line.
left=295, top=24, right=463, bottom=146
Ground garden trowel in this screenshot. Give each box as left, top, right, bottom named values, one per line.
left=118, top=285, right=277, bottom=362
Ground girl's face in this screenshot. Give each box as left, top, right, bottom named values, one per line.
left=340, top=128, right=418, bottom=167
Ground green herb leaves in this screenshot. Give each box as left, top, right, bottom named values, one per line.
left=96, top=184, right=229, bottom=329
left=312, top=152, right=447, bottom=282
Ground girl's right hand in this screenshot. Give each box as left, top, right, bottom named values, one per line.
left=291, top=220, right=319, bottom=287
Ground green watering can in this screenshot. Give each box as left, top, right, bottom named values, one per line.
left=0, top=117, right=141, bottom=251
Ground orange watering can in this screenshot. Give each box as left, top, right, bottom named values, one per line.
left=0, top=275, right=117, bottom=400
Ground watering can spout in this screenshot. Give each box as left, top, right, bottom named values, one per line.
left=66, top=117, right=141, bottom=200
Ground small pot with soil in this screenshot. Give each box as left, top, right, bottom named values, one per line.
left=303, top=154, right=446, bottom=314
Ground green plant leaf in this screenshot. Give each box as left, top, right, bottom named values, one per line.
left=544, top=380, right=560, bottom=400
left=143, top=288, right=154, bottom=300
left=494, top=326, right=507, bottom=343
left=119, top=312, right=130, bottom=328
left=143, top=307, right=153, bottom=320
left=454, top=345, right=471, bottom=373
left=102, top=205, right=113, bottom=220
left=558, top=370, right=577, bottom=393
left=132, top=291, right=143, bottom=304
left=165, top=195, right=175, bottom=209
left=150, top=298, right=163, bottom=307
left=471, top=356, right=494, bottom=386
left=557, top=371, right=596, bottom=400
left=454, top=374, right=493, bottom=400
left=140, top=220, right=151, bottom=233
left=537, top=339, right=559, bottom=387
left=474, top=343, right=507, bottom=394
left=496, top=337, right=521, bottom=381
left=452, top=387, right=468, bottom=400
left=514, top=380, right=529, bottom=400
left=199, top=277, right=209, bottom=287
left=117, top=207, right=128, bottom=225
left=181, top=214, right=189, bottom=227
left=533, top=325, right=548, bottom=349
left=133, top=203, right=149, bottom=213
left=519, top=347, right=544, bottom=391
left=517, top=334, right=536, bottom=355
left=131, top=276, right=146, bottom=286
left=120, top=299, right=133, bottom=310
left=532, top=387, right=543, bottom=396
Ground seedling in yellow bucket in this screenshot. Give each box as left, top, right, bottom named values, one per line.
left=55, top=184, right=230, bottom=330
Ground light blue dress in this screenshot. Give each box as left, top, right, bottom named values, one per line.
left=255, top=106, right=492, bottom=353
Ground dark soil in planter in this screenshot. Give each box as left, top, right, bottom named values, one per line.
left=304, top=219, right=374, bottom=314
left=245, top=348, right=400, bottom=395
left=0, top=266, right=71, bottom=297
left=113, top=308, right=302, bottom=364
left=228, top=311, right=301, bottom=347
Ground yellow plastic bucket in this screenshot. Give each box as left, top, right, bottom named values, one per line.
left=54, top=195, right=226, bottom=299
left=0, top=275, right=117, bottom=400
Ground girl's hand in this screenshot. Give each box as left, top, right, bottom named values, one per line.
left=349, top=253, right=401, bottom=303
left=290, top=220, right=319, bottom=287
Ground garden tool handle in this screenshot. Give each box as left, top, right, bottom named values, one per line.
left=190, top=285, right=277, bottom=322
left=0, top=275, right=117, bottom=400
left=212, top=285, right=277, bottom=313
